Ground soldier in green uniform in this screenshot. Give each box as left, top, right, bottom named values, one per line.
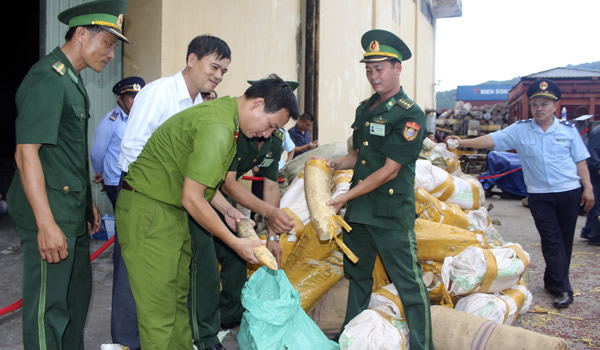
left=115, top=76, right=299, bottom=350
left=323, top=29, right=434, bottom=350
left=6, top=1, right=129, bottom=349
left=188, top=79, right=298, bottom=350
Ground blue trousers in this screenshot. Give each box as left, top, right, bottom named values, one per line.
left=528, top=187, right=581, bottom=293
left=581, top=173, right=600, bottom=243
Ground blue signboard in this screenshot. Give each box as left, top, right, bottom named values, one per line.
left=457, top=84, right=513, bottom=101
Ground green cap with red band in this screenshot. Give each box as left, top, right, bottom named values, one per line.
left=360, top=29, right=411, bottom=63
left=58, top=0, right=129, bottom=43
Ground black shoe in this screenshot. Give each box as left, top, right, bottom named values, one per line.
left=203, top=344, right=226, bottom=350
left=588, top=240, right=600, bottom=246
left=553, top=292, right=573, bottom=309
left=581, top=232, right=590, bottom=239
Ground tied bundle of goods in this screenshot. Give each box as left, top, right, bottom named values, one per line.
left=339, top=283, right=409, bottom=350
left=303, top=159, right=357, bottom=263
left=415, top=159, right=484, bottom=210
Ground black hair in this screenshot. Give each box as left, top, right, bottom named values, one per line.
left=186, top=35, right=231, bottom=62
left=65, top=25, right=103, bottom=41
left=299, top=112, right=314, bottom=122
left=244, top=74, right=299, bottom=120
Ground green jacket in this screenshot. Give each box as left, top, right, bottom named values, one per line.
left=8, top=47, right=93, bottom=235
left=229, top=130, right=284, bottom=181
left=126, top=97, right=239, bottom=207
left=344, top=88, right=426, bottom=230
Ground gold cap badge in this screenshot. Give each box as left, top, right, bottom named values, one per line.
left=540, top=81, right=548, bottom=90
left=369, top=40, right=380, bottom=52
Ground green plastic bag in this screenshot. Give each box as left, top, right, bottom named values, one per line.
left=238, top=266, right=339, bottom=350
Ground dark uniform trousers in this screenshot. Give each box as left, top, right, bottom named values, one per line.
left=188, top=218, right=222, bottom=349
left=341, top=222, right=434, bottom=350
left=527, top=187, right=582, bottom=293
left=19, top=227, right=91, bottom=350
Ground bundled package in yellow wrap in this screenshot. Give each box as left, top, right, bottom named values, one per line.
left=282, top=222, right=338, bottom=270
left=286, top=250, right=344, bottom=313
left=414, top=218, right=487, bottom=261
left=415, top=187, right=471, bottom=229
left=304, top=159, right=357, bottom=263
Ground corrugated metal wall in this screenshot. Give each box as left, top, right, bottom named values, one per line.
left=45, top=0, right=123, bottom=214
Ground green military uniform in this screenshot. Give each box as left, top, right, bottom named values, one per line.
left=116, top=97, right=239, bottom=350
left=6, top=2, right=128, bottom=349
left=188, top=130, right=284, bottom=347
left=339, top=30, right=434, bottom=350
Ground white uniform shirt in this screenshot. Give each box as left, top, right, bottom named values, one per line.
left=118, top=70, right=203, bottom=172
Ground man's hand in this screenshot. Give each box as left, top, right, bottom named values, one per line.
left=266, top=239, right=282, bottom=268
left=327, top=192, right=349, bottom=214
left=92, top=172, right=104, bottom=184
left=37, top=222, right=68, bottom=263
left=581, top=187, right=595, bottom=212
left=88, top=201, right=102, bottom=234
left=310, top=156, right=337, bottom=170
left=231, top=237, right=263, bottom=264
left=224, top=206, right=253, bottom=232
left=308, top=140, right=319, bottom=150
left=265, top=207, right=294, bottom=234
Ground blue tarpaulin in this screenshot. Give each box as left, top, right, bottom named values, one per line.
left=480, top=151, right=528, bottom=198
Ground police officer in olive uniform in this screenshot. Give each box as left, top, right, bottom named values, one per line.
left=188, top=79, right=298, bottom=350
left=7, top=1, right=129, bottom=349
left=324, top=30, right=434, bottom=350
left=448, top=79, right=594, bottom=309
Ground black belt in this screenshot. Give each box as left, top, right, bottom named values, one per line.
left=121, top=180, right=134, bottom=192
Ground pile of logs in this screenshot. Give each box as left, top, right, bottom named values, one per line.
left=435, top=101, right=509, bottom=137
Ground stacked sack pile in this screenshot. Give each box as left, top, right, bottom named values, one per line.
left=246, top=139, right=535, bottom=349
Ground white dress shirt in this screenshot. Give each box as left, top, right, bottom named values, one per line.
left=119, top=70, right=203, bottom=172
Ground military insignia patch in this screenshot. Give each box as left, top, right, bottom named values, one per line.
left=403, top=121, right=420, bottom=141
left=272, top=129, right=284, bottom=141
left=235, top=129, right=239, bottom=142
left=540, top=81, right=548, bottom=90
left=52, top=61, right=66, bottom=76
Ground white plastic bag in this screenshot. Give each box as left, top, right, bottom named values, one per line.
left=441, top=244, right=530, bottom=296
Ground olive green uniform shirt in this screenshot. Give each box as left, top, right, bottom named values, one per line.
left=126, top=97, right=239, bottom=206
left=229, top=130, right=284, bottom=181
left=344, top=88, right=426, bottom=230
left=8, top=47, right=93, bottom=235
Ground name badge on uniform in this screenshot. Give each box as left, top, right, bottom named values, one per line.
left=370, top=123, right=385, bottom=137
left=258, top=158, right=274, bottom=167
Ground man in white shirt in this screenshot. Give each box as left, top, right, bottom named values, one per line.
left=118, top=35, right=231, bottom=173
left=113, top=35, right=231, bottom=350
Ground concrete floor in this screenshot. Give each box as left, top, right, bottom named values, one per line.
left=1, top=195, right=599, bottom=349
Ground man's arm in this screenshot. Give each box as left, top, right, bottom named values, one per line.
left=327, top=156, right=402, bottom=213
left=262, top=178, right=285, bottom=266
left=182, top=177, right=262, bottom=264
left=446, top=134, right=495, bottom=149
left=90, top=114, right=113, bottom=175
left=221, top=171, right=293, bottom=234
left=15, top=144, right=68, bottom=263
left=576, top=160, right=595, bottom=212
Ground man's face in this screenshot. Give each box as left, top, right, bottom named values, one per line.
left=529, top=97, right=557, bottom=124
left=80, top=28, right=119, bottom=73
left=119, top=94, right=136, bottom=113
left=298, top=118, right=312, bottom=132
left=187, top=53, right=230, bottom=94
left=365, top=60, right=401, bottom=97
left=240, top=98, right=290, bottom=139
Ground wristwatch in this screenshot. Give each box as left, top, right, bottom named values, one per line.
left=267, top=235, right=280, bottom=242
